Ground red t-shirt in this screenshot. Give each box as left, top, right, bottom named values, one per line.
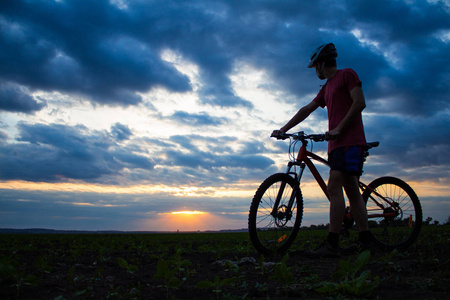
left=313, top=68, right=366, bottom=153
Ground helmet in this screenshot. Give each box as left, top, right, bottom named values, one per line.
left=307, top=43, right=337, bottom=68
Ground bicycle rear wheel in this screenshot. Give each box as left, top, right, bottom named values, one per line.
left=248, top=173, right=303, bottom=256
left=362, top=176, right=422, bottom=251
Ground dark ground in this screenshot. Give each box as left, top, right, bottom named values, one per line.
left=0, top=225, right=449, bottom=299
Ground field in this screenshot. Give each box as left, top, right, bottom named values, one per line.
left=1, top=225, right=449, bottom=299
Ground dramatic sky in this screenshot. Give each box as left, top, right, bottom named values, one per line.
left=1, top=0, right=449, bottom=231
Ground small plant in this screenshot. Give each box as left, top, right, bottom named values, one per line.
left=170, top=247, right=192, bottom=278
left=0, top=256, right=39, bottom=298
left=316, top=250, right=379, bottom=297
left=34, top=256, right=52, bottom=276
left=117, top=257, right=139, bottom=274
left=153, top=249, right=193, bottom=299
left=154, top=259, right=182, bottom=289
left=256, top=255, right=266, bottom=275
left=376, top=248, right=399, bottom=266
left=223, top=260, right=240, bottom=273
left=270, top=253, right=293, bottom=284
left=196, top=276, right=236, bottom=299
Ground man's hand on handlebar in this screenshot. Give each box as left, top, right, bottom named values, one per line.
left=271, top=130, right=329, bottom=142
left=271, top=129, right=285, bottom=139
left=325, top=129, right=340, bottom=140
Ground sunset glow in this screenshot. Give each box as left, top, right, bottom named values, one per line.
left=170, top=211, right=206, bottom=215
left=149, top=211, right=230, bottom=232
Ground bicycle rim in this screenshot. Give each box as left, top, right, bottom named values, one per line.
left=363, top=176, right=422, bottom=251
left=248, top=173, right=303, bottom=256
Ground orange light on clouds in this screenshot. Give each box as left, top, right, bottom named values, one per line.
left=4, top=179, right=447, bottom=201
left=0, top=180, right=256, bottom=198
left=71, top=202, right=124, bottom=207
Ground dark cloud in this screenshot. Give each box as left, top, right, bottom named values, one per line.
left=111, top=123, right=132, bottom=141
left=0, top=189, right=157, bottom=230
left=163, top=134, right=274, bottom=171
left=0, top=122, right=154, bottom=182
left=348, top=0, right=450, bottom=43
left=359, top=110, right=450, bottom=185
left=128, top=134, right=277, bottom=187
left=0, top=0, right=191, bottom=107
left=0, top=0, right=448, bottom=113
left=166, top=150, right=273, bottom=171
left=111, top=149, right=154, bottom=170
left=0, top=124, right=274, bottom=185
left=343, top=0, right=450, bottom=116
left=0, top=81, right=46, bottom=113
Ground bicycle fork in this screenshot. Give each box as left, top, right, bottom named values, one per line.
left=270, top=162, right=306, bottom=222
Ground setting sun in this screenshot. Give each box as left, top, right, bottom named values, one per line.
left=170, top=211, right=206, bottom=215
left=147, top=210, right=234, bottom=232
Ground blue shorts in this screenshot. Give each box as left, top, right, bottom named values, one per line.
left=328, top=146, right=364, bottom=176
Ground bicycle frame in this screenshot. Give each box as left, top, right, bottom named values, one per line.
left=270, top=136, right=400, bottom=222
left=295, top=140, right=330, bottom=200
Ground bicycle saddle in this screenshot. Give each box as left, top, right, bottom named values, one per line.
left=364, top=142, right=379, bottom=149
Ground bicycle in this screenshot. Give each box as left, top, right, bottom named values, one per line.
left=248, top=131, right=422, bottom=256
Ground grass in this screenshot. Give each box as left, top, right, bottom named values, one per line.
left=0, top=225, right=448, bottom=299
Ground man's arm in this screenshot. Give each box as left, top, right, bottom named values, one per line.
left=325, top=86, right=366, bottom=140
left=272, top=100, right=319, bottom=137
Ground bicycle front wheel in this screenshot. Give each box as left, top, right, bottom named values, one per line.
left=248, top=173, right=303, bottom=256
left=362, top=176, right=422, bottom=251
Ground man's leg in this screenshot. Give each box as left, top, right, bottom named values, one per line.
left=343, top=175, right=368, bottom=232
left=328, top=170, right=346, bottom=235
left=305, top=170, right=345, bottom=258
left=344, top=176, right=373, bottom=247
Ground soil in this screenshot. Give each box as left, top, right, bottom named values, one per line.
left=0, top=226, right=449, bottom=299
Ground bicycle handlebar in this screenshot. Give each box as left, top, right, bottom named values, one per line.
left=271, top=131, right=326, bottom=142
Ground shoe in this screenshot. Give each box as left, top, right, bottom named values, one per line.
left=305, top=241, right=341, bottom=258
